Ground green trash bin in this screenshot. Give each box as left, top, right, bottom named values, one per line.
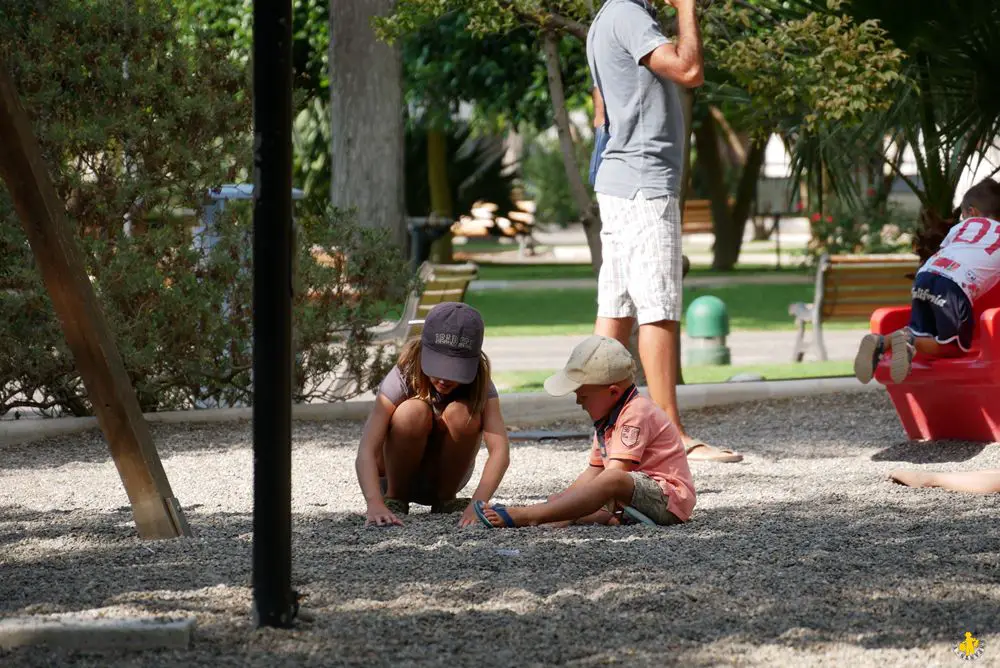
left=685, top=295, right=731, bottom=366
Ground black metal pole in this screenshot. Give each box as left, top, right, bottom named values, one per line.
left=252, top=0, right=296, bottom=628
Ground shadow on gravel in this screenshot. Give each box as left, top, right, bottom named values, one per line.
left=2, top=489, right=998, bottom=667
left=870, top=440, right=988, bottom=464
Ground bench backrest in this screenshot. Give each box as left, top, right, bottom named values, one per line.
left=817, top=254, right=919, bottom=320
left=682, top=199, right=713, bottom=234
left=684, top=199, right=712, bottom=220
left=403, top=262, right=479, bottom=339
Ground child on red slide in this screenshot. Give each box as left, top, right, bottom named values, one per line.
left=855, top=178, right=1000, bottom=383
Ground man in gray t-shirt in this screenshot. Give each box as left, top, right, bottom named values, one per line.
left=588, top=0, right=686, bottom=198
left=586, top=0, right=743, bottom=463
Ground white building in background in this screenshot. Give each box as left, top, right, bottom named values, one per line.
left=763, top=134, right=793, bottom=179
left=758, top=132, right=1000, bottom=214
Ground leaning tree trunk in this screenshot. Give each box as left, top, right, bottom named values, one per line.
left=542, top=31, right=602, bottom=275
left=694, top=111, right=766, bottom=271
left=329, top=0, right=406, bottom=250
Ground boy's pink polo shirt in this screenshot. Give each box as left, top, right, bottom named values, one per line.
left=588, top=390, right=696, bottom=521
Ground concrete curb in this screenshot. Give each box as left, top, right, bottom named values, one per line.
left=0, top=377, right=881, bottom=448
left=0, top=616, right=195, bottom=651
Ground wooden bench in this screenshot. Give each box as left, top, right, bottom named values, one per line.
left=788, top=253, right=919, bottom=361
left=682, top=199, right=714, bottom=235
left=451, top=201, right=537, bottom=257
left=368, top=261, right=479, bottom=345
left=323, top=262, right=479, bottom=397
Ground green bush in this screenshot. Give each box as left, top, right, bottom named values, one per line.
left=0, top=204, right=411, bottom=416
left=0, top=0, right=412, bottom=416
left=806, top=198, right=917, bottom=259
left=1, top=0, right=252, bottom=240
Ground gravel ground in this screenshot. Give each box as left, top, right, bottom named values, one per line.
left=1, top=391, right=998, bottom=667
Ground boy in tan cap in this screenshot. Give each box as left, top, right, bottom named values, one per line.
left=473, top=335, right=696, bottom=528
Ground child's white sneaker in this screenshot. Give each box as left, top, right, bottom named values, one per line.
left=889, top=330, right=914, bottom=383
left=853, top=334, right=885, bottom=384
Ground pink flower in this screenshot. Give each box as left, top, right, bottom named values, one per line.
left=866, top=187, right=876, bottom=197
left=811, top=213, right=821, bottom=222
left=826, top=215, right=834, bottom=223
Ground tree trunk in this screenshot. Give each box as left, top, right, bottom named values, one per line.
left=542, top=31, right=602, bottom=275
left=329, top=0, right=406, bottom=250
left=694, top=113, right=734, bottom=267
left=695, top=111, right=767, bottom=271
left=426, top=128, right=454, bottom=263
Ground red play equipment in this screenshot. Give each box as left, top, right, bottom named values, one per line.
left=871, top=282, right=1000, bottom=442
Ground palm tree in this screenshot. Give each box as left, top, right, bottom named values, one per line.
left=789, top=0, right=1000, bottom=259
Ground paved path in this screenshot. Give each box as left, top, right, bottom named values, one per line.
left=484, top=328, right=868, bottom=372
left=469, top=273, right=810, bottom=292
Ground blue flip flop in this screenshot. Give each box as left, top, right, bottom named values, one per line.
left=621, top=506, right=656, bottom=526
left=473, top=500, right=516, bottom=528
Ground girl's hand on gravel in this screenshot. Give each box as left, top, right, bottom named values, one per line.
left=458, top=503, right=479, bottom=528
left=366, top=504, right=403, bottom=527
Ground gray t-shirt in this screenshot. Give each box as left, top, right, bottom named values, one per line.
left=587, top=0, right=686, bottom=198
left=378, top=365, right=498, bottom=414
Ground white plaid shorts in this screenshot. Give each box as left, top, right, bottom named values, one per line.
left=595, top=191, right=683, bottom=324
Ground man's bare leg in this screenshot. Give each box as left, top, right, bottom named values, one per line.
left=631, top=319, right=743, bottom=462
left=889, top=469, right=1000, bottom=494
left=637, top=320, right=685, bottom=435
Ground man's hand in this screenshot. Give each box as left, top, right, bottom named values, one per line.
left=365, top=503, right=404, bottom=527
left=458, top=502, right=480, bottom=528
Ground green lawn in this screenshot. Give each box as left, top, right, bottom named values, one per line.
left=466, top=283, right=868, bottom=336
left=473, top=263, right=809, bottom=282
left=493, top=360, right=853, bottom=393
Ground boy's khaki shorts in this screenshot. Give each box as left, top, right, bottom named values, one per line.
left=628, top=472, right=682, bottom=526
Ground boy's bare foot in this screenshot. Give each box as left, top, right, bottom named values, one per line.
left=888, top=469, right=934, bottom=488
left=473, top=500, right=522, bottom=528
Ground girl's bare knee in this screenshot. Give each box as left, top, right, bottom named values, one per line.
left=441, top=400, right=481, bottom=435
left=389, top=399, right=433, bottom=439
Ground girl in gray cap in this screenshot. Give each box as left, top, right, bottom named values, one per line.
left=355, top=302, right=511, bottom=527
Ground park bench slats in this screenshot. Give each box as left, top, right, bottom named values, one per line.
left=682, top=199, right=713, bottom=235
left=369, top=262, right=478, bottom=345
left=789, top=253, right=919, bottom=361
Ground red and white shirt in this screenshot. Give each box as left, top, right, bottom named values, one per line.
left=919, top=216, right=1000, bottom=302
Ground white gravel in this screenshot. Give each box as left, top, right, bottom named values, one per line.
left=1, top=391, right=999, bottom=667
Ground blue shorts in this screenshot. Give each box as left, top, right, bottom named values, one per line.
left=909, top=272, right=974, bottom=351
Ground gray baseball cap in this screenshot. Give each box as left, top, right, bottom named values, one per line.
left=420, top=302, right=485, bottom=384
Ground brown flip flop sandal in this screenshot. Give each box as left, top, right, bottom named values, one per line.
left=685, top=439, right=744, bottom=463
